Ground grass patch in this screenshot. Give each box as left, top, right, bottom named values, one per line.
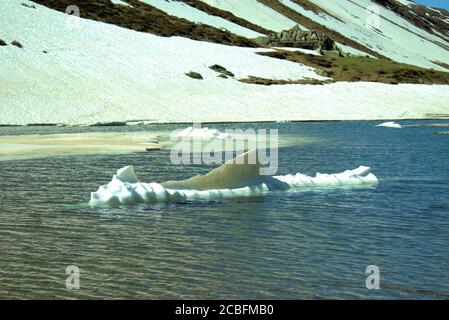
left=239, top=76, right=333, bottom=85
left=258, top=50, right=449, bottom=85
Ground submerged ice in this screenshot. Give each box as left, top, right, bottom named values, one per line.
left=89, top=152, right=378, bottom=207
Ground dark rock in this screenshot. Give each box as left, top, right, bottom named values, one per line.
left=185, top=71, right=203, bottom=80
left=256, top=25, right=337, bottom=51
left=22, top=3, right=36, bottom=9
left=218, top=74, right=228, bottom=79
left=209, top=64, right=235, bottom=77
left=43, top=50, right=48, bottom=54
left=0, top=39, right=7, bottom=46
left=209, top=64, right=227, bottom=73
left=11, top=41, right=23, bottom=48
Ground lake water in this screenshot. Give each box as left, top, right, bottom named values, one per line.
left=1, top=121, right=448, bottom=299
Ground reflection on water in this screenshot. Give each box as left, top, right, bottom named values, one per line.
left=0, top=121, right=449, bottom=299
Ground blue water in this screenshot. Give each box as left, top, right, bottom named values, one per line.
left=0, top=121, right=448, bottom=299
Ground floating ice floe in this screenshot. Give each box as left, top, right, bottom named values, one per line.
left=125, top=121, right=154, bottom=126
left=276, top=120, right=291, bottom=123
left=175, top=126, right=231, bottom=139
left=89, top=151, right=378, bottom=207
left=376, top=121, right=402, bottom=128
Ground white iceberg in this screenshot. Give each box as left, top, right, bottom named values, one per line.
left=89, top=151, right=378, bottom=207
left=376, top=121, right=402, bottom=128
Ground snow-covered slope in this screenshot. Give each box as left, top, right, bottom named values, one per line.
left=303, top=0, right=449, bottom=69
left=198, top=0, right=449, bottom=70
left=0, top=0, right=448, bottom=125
left=198, top=0, right=302, bottom=31
left=375, top=0, right=449, bottom=41
left=138, top=0, right=263, bottom=38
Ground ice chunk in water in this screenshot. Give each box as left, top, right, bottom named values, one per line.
left=90, top=151, right=378, bottom=207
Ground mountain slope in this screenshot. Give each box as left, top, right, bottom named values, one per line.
left=27, top=0, right=449, bottom=70
left=0, top=0, right=322, bottom=125
left=0, top=0, right=448, bottom=125
left=30, top=0, right=258, bottom=47
left=193, top=0, right=448, bottom=69
left=373, top=0, right=449, bottom=41
left=137, top=0, right=264, bottom=38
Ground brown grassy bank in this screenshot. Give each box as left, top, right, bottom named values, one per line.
left=257, top=50, right=449, bottom=85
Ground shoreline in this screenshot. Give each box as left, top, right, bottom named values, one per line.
left=0, top=132, right=164, bottom=161
left=1, top=117, right=449, bottom=128
left=0, top=128, right=317, bottom=161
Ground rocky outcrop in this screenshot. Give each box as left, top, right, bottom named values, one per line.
left=11, top=40, right=23, bottom=48
left=185, top=71, right=203, bottom=79
left=255, top=25, right=340, bottom=53
left=0, top=39, right=7, bottom=46
left=209, top=64, right=235, bottom=77
left=21, top=3, right=36, bottom=9
left=256, top=0, right=386, bottom=59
